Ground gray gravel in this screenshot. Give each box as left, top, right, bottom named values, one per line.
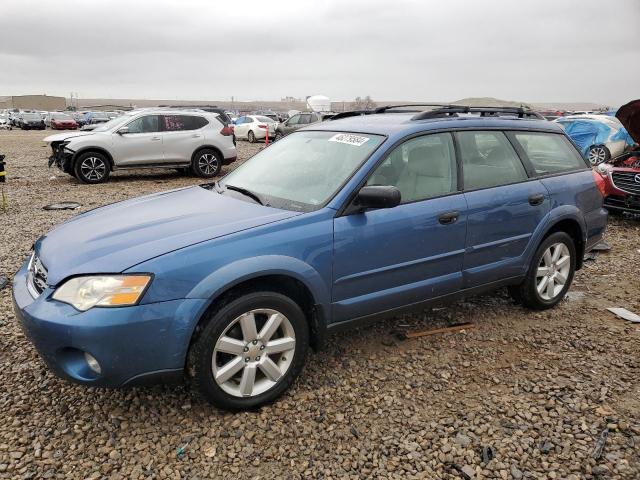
left=0, top=129, right=639, bottom=479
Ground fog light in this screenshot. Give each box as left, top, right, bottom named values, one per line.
left=83, top=352, right=101, bottom=374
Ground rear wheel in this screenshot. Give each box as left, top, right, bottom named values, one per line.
left=248, top=130, right=256, bottom=143
left=191, top=149, right=222, bottom=178
left=509, top=232, right=576, bottom=310
left=587, top=145, right=610, bottom=165
left=191, top=291, right=309, bottom=410
left=74, top=152, right=110, bottom=184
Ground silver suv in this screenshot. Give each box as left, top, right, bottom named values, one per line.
left=44, top=109, right=237, bottom=183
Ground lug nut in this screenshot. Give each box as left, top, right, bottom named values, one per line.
left=255, top=356, right=260, bottom=361
left=243, top=347, right=249, bottom=352
left=252, top=340, right=258, bottom=345
left=260, top=345, right=265, bottom=350
left=245, top=357, right=250, bottom=362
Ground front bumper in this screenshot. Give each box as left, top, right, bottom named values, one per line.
left=604, top=194, right=640, bottom=214
left=12, top=260, right=207, bottom=387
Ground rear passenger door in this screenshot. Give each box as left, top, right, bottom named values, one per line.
left=457, top=130, right=550, bottom=287
left=161, top=115, right=206, bottom=163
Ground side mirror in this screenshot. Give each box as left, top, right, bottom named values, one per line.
left=354, top=185, right=401, bottom=211
left=117, top=127, right=129, bottom=135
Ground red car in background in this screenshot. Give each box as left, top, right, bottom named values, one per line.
left=48, top=112, right=78, bottom=130
left=593, top=99, right=640, bottom=214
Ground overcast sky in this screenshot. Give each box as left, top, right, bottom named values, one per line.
left=1, top=0, right=638, bottom=106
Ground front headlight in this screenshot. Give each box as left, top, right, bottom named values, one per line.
left=52, top=275, right=152, bottom=311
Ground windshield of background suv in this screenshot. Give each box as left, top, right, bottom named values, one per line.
left=93, top=115, right=133, bottom=132
left=220, top=130, right=385, bottom=212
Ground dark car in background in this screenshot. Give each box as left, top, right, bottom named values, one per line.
left=18, top=112, right=45, bottom=130
left=274, top=111, right=334, bottom=140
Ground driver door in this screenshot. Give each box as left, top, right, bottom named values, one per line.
left=112, top=114, right=164, bottom=165
left=331, top=132, right=468, bottom=323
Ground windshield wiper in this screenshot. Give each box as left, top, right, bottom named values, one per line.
left=224, top=184, right=266, bottom=206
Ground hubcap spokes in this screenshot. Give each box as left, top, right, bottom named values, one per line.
left=212, top=309, right=296, bottom=398
left=198, top=154, right=218, bottom=175
left=536, top=242, right=571, bottom=300
left=589, top=147, right=606, bottom=165
left=80, top=157, right=106, bottom=180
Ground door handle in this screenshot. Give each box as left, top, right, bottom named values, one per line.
left=528, top=194, right=545, bottom=206
left=192, top=134, right=201, bottom=138
left=151, top=136, right=161, bottom=141
left=438, top=211, right=459, bottom=225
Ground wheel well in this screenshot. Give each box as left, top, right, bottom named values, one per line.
left=543, top=219, right=585, bottom=270
left=73, top=148, right=114, bottom=171
left=192, top=145, right=223, bottom=164
left=186, top=275, right=322, bottom=370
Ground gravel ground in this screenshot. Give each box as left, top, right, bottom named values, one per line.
left=0, top=129, right=639, bottom=479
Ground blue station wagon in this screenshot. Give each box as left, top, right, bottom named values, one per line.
left=13, top=105, right=608, bottom=410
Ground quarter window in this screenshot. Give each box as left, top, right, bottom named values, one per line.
left=456, top=131, right=528, bottom=190
left=126, top=115, right=160, bottom=133
left=366, top=133, right=457, bottom=203
left=511, top=132, right=587, bottom=175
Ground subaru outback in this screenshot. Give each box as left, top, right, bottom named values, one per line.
left=13, top=105, right=607, bottom=410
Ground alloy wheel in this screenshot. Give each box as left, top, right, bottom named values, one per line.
left=212, top=309, right=296, bottom=398
left=536, top=242, right=571, bottom=301
left=198, top=153, right=219, bottom=175
left=80, top=156, right=106, bottom=181
left=588, top=146, right=607, bottom=165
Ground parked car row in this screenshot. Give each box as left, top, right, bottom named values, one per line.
left=1, top=109, right=125, bottom=131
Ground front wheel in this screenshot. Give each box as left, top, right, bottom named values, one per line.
left=587, top=145, right=610, bottom=165
left=191, top=292, right=309, bottom=410
left=191, top=149, right=221, bottom=178
left=274, top=131, right=283, bottom=142
left=509, top=232, right=576, bottom=310
left=248, top=130, right=256, bottom=143
left=74, top=152, right=110, bottom=184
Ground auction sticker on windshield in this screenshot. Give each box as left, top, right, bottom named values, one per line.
left=328, top=133, right=370, bottom=147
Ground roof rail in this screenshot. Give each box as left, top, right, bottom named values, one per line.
left=411, top=106, right=544, bottom=120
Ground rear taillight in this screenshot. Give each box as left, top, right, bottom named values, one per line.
left=592, top=169, right=607, bottom=197
left=220, top=125, right=233, bottom=136
left=258, top=124, right=268, bottom=129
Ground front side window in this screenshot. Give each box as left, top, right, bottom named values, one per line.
left=298, top=114, right=312, bottom=125
left=221, top=131, right=385, bottom=211
left=126, top=115, right=160, bottom=134
left=287, top=115, right=300, bottom=126
left=511, top=132, right=588, bottom=175
left=456, top=131, right=528, bottom=190
left=366, top=133, right=457, bottom=203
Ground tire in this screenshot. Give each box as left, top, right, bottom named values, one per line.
left=509, top=231, right=576, bottom=310
left=274, top=131, right=283, bottom=142
left=191, top=148, right=222, bottom=178
left=248, top=130, right=256, bottom=143
left=587, top=145, right=610, bottom=165
left=191, top=291, right=309, bottom=411
left=73, top=151, right=110, bottom=184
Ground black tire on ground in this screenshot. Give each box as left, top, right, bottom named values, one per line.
left=73, top=151, right=110, bottom=184
left=248, top=130, right=256, bottom=143
left=587, top=145, right=610, bottom=165
left=191, top=291, right=309, bottom=411
left=191, top=148, right=222, bottom=178
left=274, top=132, right=283, bottom=142
left=509, top=231, right=576, bottom=310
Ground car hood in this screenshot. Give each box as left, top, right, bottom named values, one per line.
left=43, top=131, right=95, bottom=143
left=37, top=186, right=301, bottom=285
left=616, top=99, right=640, bottom=145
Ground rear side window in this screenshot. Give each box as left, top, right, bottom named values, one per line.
left=511, top=132, right=587, bottom=175
left=162, top=115, right=208, bottom=131
left=456, top=131, right=528, bottom=190
left=298, top=114, right=312, bottom=125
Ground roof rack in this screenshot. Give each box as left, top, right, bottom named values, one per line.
left=411, top=106, right=545, bottom=120
left=330, top=104, right=544, bottom=121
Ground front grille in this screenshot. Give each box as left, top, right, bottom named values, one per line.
left=27, top=254, right=48, bottom=297
left=611, top=171, right=640, bottom=196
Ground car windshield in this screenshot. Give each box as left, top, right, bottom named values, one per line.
left=22, top=113, right=41, bottom=120
left=93, top=115, right=132, bottom=132
left=52, top=113, right=72, bottom=120
left=220, top=130, right=385, bottom=212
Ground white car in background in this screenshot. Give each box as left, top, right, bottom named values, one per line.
left=233, top=115, right=278, bottom=143
left=43, top=109, right=237, bottom=184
